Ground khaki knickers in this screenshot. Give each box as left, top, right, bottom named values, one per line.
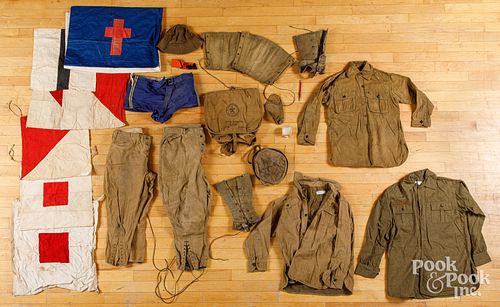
left=105, top=129, right=156, bottom=266
left=160, top=125, right=212, bottom=271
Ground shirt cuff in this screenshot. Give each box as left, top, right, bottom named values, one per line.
left=411, top=118, right=431, bottom=128
left=321, top=268, right=345, bottom=288
left=473, top=251, right=491, bottom=266
left=247, top=256, right=267, bottom=272
left=354, top=263, right=379, bottom=278
left=297, top=133, right=315, bottom=145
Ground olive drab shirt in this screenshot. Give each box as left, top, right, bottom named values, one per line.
left=297, top=61, right=434, bottom=168
left=355, top=169, right=491, bottom=299
left=245, top=172, right=355, bottom=295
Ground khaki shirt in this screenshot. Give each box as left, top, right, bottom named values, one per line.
left=355, top=169, right=491, bottom=298
left=245, top=172, right=355, bottom=295
left=297, top=61, right=434, bottom=168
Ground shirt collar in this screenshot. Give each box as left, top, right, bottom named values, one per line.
left=401, top=168, right=437, bottom=191
left=346, top=61, right=374, bottom=80
left=293, top=171, right=341, bottom=200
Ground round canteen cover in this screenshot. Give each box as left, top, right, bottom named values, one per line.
left=252, top=147, right=288, bottom=185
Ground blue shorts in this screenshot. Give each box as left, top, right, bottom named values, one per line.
left=124, top=73, right=199, bottom=123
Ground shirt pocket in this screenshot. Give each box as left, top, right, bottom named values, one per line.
left=392, top=201, right=414, bottom=230
left=316, top=210, right=337, bottom=240
left=367, top=91, right=389, bottom=113
left=430, top=202, right=454, bottom=223
left=334, top=91, right=356, bottom=114
left=280, top=202, right=301, bottom=235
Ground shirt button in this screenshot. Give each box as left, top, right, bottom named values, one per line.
left=420, top=120, right=424, bottom=124
left=361, top=85, right=365, bottom=88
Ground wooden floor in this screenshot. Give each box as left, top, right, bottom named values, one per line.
left=1, top=0, right=499, bottom=306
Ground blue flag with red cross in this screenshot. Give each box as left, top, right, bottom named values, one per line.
left=64, top=6, right=163, bottom=73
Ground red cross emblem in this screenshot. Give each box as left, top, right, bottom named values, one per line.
left=104, top=19, right=131, bottom=56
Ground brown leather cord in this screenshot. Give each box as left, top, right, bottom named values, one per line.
left=90, top=145, right=98, bottom=175
left=243, top=144, right=262, bottom=165
left=8, top=100, right=23, bottom=117
left=209, top=222, right=258, bottom=262
left=263, top=84, right=296, bottom=107
left=289, top=25, right=313, bottom=32
left=199, top=58, right=295, bottom=106
left=8, top=144, right=20, bottom=163
left=208, top=179, right=243, bottom=261
left=198, top=58, right=236, bottom=90
left=147, top=215, right=206, bottom=304
left=90, top=145, right=98, bottom=159
left=208, top=231, right=242, bottom=261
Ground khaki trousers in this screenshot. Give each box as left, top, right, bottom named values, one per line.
left=160, top=125, right=212, bottom=271
left=104, top=129, right=156, bottom=266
